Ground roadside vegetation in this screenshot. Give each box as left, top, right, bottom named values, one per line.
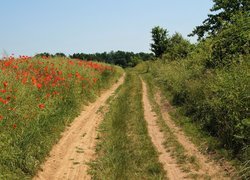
left=0, top=0, right=248, bottom=179
left=0, top=56, right=122, bottom=179
left=35, top=51, right=153, bottom=68
left=90, top=70, right=165, bottom=179
left=140, top=72, right=202, bottom=177
left=147, top=0, right=249, bottom=178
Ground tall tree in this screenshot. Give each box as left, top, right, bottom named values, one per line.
left=150, top=26, right=170, bottom=57
left=206, top=12, right=250, bottom=67
left=168, top=33, right=192, bottom=60
left=189, top=0, right=250, bottom=40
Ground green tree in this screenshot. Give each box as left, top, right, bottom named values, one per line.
left=55, top=52, right=66, bottom=57
left=168, top=32, right=192, bottom=60
left=150, top=26, right=170, bottom=57
left=206, top=12, right=250, bottom=67
left=189, top=0, right=250, bottom=40
left=35, top=52, right=53, bottom=58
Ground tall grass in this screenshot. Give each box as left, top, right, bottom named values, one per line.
left=143, top=52, right=249, bottom=177
left=0, top=56, right=122, bottom=179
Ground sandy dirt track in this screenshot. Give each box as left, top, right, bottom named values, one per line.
left=155, top=91, right=231, bottom=179
left=141, top=78, right=232, bottom=179
left=34, top=74, right=125, bottom=180
left=141, top=79, right=187, bottom=180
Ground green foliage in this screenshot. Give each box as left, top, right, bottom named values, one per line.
left=163, top=32, right=193, bottom=61
left=150, top=26, right=170, bottom=58
left=207, top=12, right=250, bottom=67
left=186, top=62, right=250, bottom=152
left=54, top=52, right=66, bottom=57
left=146, top=49, right=250, bottom=159
left=70, top=51, right=153, bottom=68
left=35, top=52, right=52, bottom=58
left=0, top=57, right=122, bottom=179
left=188, top=0, right=249, bottom=68
left=90, top=70, right=165, bottom=179
left=149, top=0, right=249, bottom=176
left=128, top=56, right=143, bottom=67
left=35, top=52, right=67, bottom=58
left=35, top=51, right=152, bottom=68
left=190, top=0, right=250, bottom=40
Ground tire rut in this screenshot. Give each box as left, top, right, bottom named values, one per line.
left=155, top=91, right=231, bottom=179
left=34, top=74, right=125, bottom=180
left=141, top=79, right=188, bottom=180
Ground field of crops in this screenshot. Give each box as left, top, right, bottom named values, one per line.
left=0, top=56, right=122, bottom=179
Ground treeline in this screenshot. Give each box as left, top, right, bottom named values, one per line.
left=35, top=52, right=67, bottom=58
left=69, top=51, right=153, bottom=67
left=148, top=0, right=249, bottom=175
left=35, top=51, right=153, bottom=68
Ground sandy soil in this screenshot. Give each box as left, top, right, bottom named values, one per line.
left=34, top=75, right=125, bottom=180
left=141, top=79, right=188, bottom=180
left=155, top=91, right=231, bottom=179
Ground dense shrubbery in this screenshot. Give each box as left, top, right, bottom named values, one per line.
left=148, top=0, right=249, bottom=160
left=163, top=33, right=193, bottom=61
left=207, top=12, right=250, bottom=68
left=150, top=28, right=193, bottom=60
left=147, top=2, right=249, bottom=178
left=147, top=42, right=249, bottom=159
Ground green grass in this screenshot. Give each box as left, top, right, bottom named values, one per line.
left=141, top=72, right=202, bottom=177
left=89, top=70, right=165, bottom=179
left=0, top=57, right=123, bottom=179
left=137, top=61, right=241, bottom=178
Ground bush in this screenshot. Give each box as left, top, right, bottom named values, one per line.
left=147, top=48, right=250, bottom=158
left=206, top=12, right=250, bottom=68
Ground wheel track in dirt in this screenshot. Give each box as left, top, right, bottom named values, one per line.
left=34, top=74, right=125, bottom=180
left=141, top=79, right=187, bottom=179
left=142, top=78, right=231, bottom=179
left=154, top=91, right=231, bottom=179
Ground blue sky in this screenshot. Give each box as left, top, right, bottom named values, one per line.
left=0, top=0, right=213, bottom=56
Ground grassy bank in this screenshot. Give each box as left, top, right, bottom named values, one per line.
left=136, top=56, right=249, bottom=178
left=0, top=56, right=123, bottom=179
left=90, top=70, right=165, bottom=179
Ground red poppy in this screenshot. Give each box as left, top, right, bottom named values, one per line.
left=37, top=83, right=42, bottom=89
left=39, top=104, right=45, bottom=109
left=0, top=89, right=7, bottom=93
left=0, top=97, right=8, bottom=104
left=3, top=82, right=8, bottom=88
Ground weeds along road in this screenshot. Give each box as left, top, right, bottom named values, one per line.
left=35, top=69, right=234, bottom=180
left=141, top=79, right=186, bottom=179
left=34, top=74, right=125, bottom=180
left=141, top=78, right=231, bottom=179
left=90, top=69, right=233, bottom=180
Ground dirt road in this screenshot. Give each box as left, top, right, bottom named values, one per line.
left=34, top=75, right=125, bottom=180
left=155, top=91, right=231, bottom=179
left=141, top=79, right=187, bottom=179
left=141, top=79, right=231, bottom=179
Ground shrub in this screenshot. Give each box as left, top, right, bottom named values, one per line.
left=147, top=50, right=249, bottom=157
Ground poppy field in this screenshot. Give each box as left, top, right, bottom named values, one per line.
left=0, top=56, right=122, bottom=179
